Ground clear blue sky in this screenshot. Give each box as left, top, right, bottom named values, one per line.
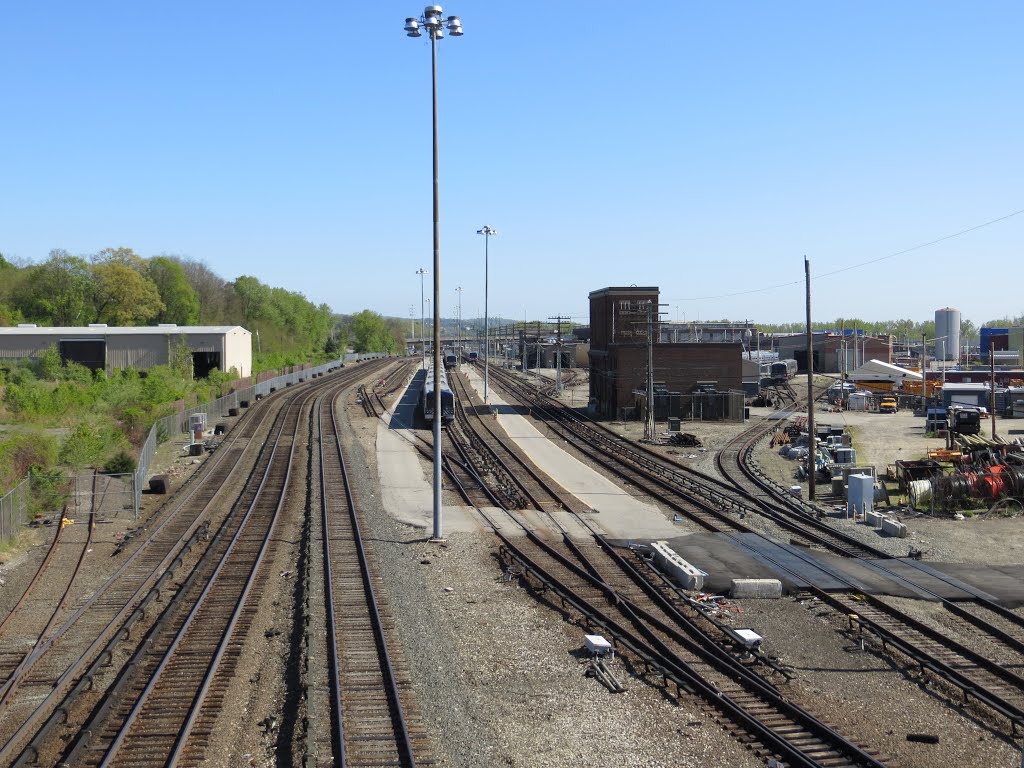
left=2, top=2, right=1021, bottom=327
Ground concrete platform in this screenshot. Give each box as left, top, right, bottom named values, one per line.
left=375, top=368, right=477, bottom=534
left=614, top=533, right=1024, bottom=607
left=461, top=367, right=682, bottom=541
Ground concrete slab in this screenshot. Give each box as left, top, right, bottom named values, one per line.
left=730, top=579, right=783, bottom=599
left=461, top=367, right=682, bottom=541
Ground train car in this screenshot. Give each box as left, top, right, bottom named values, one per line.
left=770, top=359, right=798, bottom=382
left=466, top=351, right=478, bottom=363
left=421, top=363, right=455, bottom=425
left=444, top=353, right=457, bottom=369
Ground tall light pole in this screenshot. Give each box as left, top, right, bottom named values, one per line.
left=477, top=225, right=497, bottom=402
left=416, top=267, right=426, bottom=369
left=405, top=6, right=463, bottom=541
left=456, top=286, right=463, bottom=364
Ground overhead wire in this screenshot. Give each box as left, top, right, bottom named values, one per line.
left=674, top=206, right=1024, bottom=302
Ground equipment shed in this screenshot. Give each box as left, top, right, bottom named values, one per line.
left=0, top=324, right=252, bottom=378
left=941, top=382, right=990, bottom=409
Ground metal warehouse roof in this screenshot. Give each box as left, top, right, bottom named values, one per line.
left=0, top=325, right=248, bottom=335
left=848, top=359, right=922, bottom=381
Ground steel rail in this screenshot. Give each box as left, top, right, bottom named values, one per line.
left=486, top=367, right=1024, bottom=734
left=443, top=372, right=886, bottom=765
left=94, top=390, right=300, bottom=766
left=497, top=533, right=885, bottom=768
left=0, top=362, right=390, bottom=765
left=323, top=389, right=419, bottom=767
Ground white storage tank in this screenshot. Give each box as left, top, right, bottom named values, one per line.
left=934, top=307, right=960, bottom=362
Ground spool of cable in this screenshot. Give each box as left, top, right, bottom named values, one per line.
left=909, top=479, right=932, bottom=508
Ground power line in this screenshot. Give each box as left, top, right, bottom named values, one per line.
left=673, top=206, right=1024, bottom=302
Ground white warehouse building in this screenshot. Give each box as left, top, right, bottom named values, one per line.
left=0, top=324, right=252, bottom=378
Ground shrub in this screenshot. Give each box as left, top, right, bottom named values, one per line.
left=58, top=420, right=128, bottom=469
left=29, top=466, right=70, bottom=516
left=0, top=430, right=59, bottom=489
left=103, top=450, right=136, bottom=475
left=36, top=345, right=63, bottom=380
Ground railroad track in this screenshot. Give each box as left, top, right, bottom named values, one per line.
left=482, top=366, right=1024, bottom=737
left=316, top=389, right=432, bottom=766
left=34, top=384, right=310, bottom=767
left=497, top=531, right=890, bottom=767
left=0, top=359, right=397, bottom=766
left=0, top=508, right=94, bottom=703
left=436, top=368, right=892, bottom=765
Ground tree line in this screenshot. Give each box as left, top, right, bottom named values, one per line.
left=0, top=248, right=343, bottom=363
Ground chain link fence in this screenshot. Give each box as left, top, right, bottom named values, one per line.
left=2, top=353, right=385, bottom=543
left=0, top=477, right=29, bottom=543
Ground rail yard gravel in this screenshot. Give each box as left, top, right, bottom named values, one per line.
left=3, top=369, right=1024, bottom=765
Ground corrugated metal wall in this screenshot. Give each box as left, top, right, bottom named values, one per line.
left=223, top=328, right=252, bottom=377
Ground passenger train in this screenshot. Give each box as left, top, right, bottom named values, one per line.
left=421, top=360, right=455, bottom=425
left=770, top=359, right=798, bottom=382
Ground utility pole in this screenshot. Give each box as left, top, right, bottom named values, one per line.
left=804, top=257, right=816, bottom=501
left=549, top=315, right=572, bottom=395
left=991, top=348, right=998, bottom=440
left=922, top=333, right=928, bottom=412
left=456, top=286, right=462, bottom=365
left=644, top=301, right=656, bottom=442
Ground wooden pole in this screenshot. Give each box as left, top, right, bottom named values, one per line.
left=805, top=257, right=816, bottom=501
left=991, top=349, right=997, bottom=440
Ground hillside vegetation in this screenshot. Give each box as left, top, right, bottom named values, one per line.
left=0, top=247, right=406, bottom=500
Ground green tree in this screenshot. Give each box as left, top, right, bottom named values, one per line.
left=18, top=250, right=92, bottom=325
left=91, top=261, right=165, bottom=325
left=231, top=276, right=271, bottom=327
left=94, top=246, right=148, bottom=271
left=148, top=256, right=200, bottom=325
left=176, top=257, right=228, bottom=324
left=351, top=310, right=398, bottom=354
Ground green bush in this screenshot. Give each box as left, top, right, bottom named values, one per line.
left=36, top=345, right=63, bottom=380
left=58, top=420, right=129, bottom=469
left=0, top=430, right=59, bottom=489
left=29, top=466, right=70, bottom=516
left=103, top=450, right=136, bottom=475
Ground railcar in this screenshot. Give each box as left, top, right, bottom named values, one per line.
left=421, top=362, right=455, bottom=425
left=770, top=359, right=798, bottom=382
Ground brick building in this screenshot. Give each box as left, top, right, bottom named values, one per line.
left=587, top=287, right=743, bottom=419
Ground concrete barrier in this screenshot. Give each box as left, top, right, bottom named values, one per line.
left=882, top=519, right=908, bottom=538
left=866, top=510, right=887, bottom=528
left=730, top=578, right=783, bottom=599
left=650, top=540, right=705, bottom=591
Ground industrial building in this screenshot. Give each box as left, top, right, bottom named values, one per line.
left=980, top=326, right=1024, bottom=366
left=587, top=287, right=743, bottom=420
left=775, top=331, right=893, bottom=374
left=0, top=324, right=252, bottom=378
